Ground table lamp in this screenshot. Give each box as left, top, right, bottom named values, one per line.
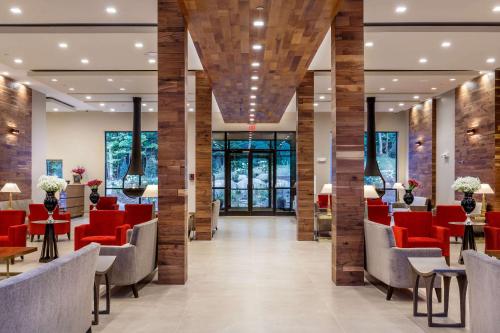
left=475, top=183, right=494, bottom=217
left=1, top=183, right=21, bottom=209
left=320, top=183, right=332, bottom=216
left=392, top=182, right=405, bottom=202
left=142, top=184, right=158, bottom=198
left=364, top=185, right=379, bottom=199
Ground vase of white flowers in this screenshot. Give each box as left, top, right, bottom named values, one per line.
left=37, top=175, right=67, bottom=222
left=452, top=177, right=481, bottom=222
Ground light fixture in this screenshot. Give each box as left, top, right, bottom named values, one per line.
left=450, top=78, right=456, bottom=81
left=2, top=71, right=9, bottom=76
left=85, top=95, right=92, bottom=100
left=107, top=78, right=113, bottom=82
left=251, top=86, right=258, bottom=91
left=364, top=185, right=379, bottom=199
left=493, top=5, right=500, bottom=12
left=419, top=58, right=428, bottom=64
left=441, top=41, right=451, bottom=48
left=99, top=103, right=106, bottom=107
left=251, top=75, right=259, bottom=80
left=51, top=78, right=58, bottom=82
left=399, top=103, right=405, bottom=106
left=319, top=95, right=326, bottom=100
left=186, top=103, right=190, bottom=107
left=431, top=87, right=437, bottom=90
left=189, top=108, right=194, bottom=112
left=119, top=87, right=126, bottom=91
left=250, top=102, right=256, bottom=106
left=53, top=108, right=59, bottom=112
left=365, top=41, right=374, bottom=47
left=22, top=81, right=30, bottom=85
left=466, top=128, right=476, bottom=135
left=395, top=6, right=407, bottom=13
left=134, top=42, right=144, bottom=49
left=251, top=62, right=260, bottom=68
left=415, top=140, right=422, bottom=146
left=142, top=185, right=158, bottom=199
left=487, top=57, right=496, bottom=64
left=10, top=7, right=22, bottom=15
left=250, top=108, right=255, bottom=112
left=58, top=42, right=68, bottom=49
left=8, top=127, right=20, bottom=135
left=1, top=183, right=21, bottom=209
left=142, top=103, right=147, bottom=106
left=475, top=184, right=494, bottom=217
left=106, top=6, right=117, bottom=14
left=413, top=95, right=420, bottom=99
left=148, top=108, right=154, bottom=112
left=328, top=87, right=332, bottom=91
left=379, top=87, right=386, bottom=91
left=252, top=44, right=263, bottom=51
left=68, top=87, right=75, bottom=91
left=81, top=58, right=89, bottom=64
left=253, top=20, right=264, bottom=27
left=314, top=103, right=319, bottom=107
left=392, top=78, right=399, bottom=82
left=250, top=95, right=256, bottom=99
left=148, top=59, right=156, bottom=64
left=389, top=108, right=394, bottom=112
left=14, top=58, right=23, bottom=64
left=110, top=108, right=115, bottom=112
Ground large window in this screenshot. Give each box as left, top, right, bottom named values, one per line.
left=364, top=131, right=398, bottom=202
left=105, top=131, right=158, bottom=206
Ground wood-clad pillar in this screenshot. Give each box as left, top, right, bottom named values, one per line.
left=195, top=71, right=213, bottom=240
left=331, top=0, right=365, bottom=286
left=157, top=0, right=187, bottom=285
left=296, top=71, right=315, bottom=241
left=495, top=70, right=500, bottom=210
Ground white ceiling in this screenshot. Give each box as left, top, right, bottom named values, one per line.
left=0, top=0, right=498, bottom=117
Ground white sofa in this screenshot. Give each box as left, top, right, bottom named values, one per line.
left=463, top=251, right=500, bottom=333
left=364, top=219, right=441, bottom=300
left=0, top=243, right=99, bottom=333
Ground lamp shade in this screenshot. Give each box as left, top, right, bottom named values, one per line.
left=1, top=183, right=20, bottom=193
left=142, top=184, right=158, bottom=198
left=320, top=184, right=332, bottom=194
left=364, top=185, right=379, bottom=199
left=392, top=182, right=404, bottom=190
left=475, top=183, right=494, bottom=194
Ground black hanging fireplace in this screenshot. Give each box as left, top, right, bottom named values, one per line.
left=364, top=96, right=386, bottom=195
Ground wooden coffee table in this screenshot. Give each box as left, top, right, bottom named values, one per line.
left=0, top=247, right=37, bottom=278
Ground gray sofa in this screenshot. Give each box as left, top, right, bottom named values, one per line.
left=99, top=218, right=157, bottom=298
left=463, top=251, right=500, bottom=333
left=364, top=219, right=442, bottom=300
left=0, top=243, right=99, bottom=333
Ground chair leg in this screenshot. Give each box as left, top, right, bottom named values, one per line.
left=386, top=286, right=394, bottom=301
left=37, top=235, right=40, bottom=241
left=86, top=327, right=92, bottom=333
left=435, top=288, right=442, bottom=303
left=30, top=235, right=34, bottom=242
left=67, top=232, right=71, bottom=240
left=131, top=284, right=139, bottom=298
left=20, top=256, right=24, bottom=261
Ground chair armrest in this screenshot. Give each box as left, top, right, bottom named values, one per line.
left=392, top=226, right=408, bottom=248
left=100, top=244, right=137, bottom=285
left=115, top=224, right=131, bottom=245
left=8, top=224, right=27, bottom=247
left=391, top=247, right=442, bottom=257
left=112, top=204, right=119, bottom=210
left=75, top=224, right=89, bottom=239
left=56, top=212, right=71, bottom=221
left=432, top=226, right=450, bottom=244
left=484, top=226, right=500, bottom=250
left=126, top=229, right=133, bottom=243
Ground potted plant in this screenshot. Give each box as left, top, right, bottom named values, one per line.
left=72, top=166, right=86, bottom=184
left=403, top=179, right=420, bottom=205
left=37, top=175, right=67, bottom=222
left=452, top=177, right=481, bottom=220
left=86, top=179, right=103, bottom=210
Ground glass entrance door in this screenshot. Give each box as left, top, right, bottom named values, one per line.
left=251, top=152, right=273, bottom=213
left=229, top=152, right=249, bottom=212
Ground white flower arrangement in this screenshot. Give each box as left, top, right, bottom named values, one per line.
left=451, top=177, right=481, bottom=193
left=37, top=175, right=67, bottom=193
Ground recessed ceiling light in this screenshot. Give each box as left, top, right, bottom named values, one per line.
left=14, top=58, right=23, bottom=64
left=106, top=6, right=117, bottom=14
left=186, top=103, right=190, bottom=107
left=250, top=95, right=256, bottom=99
left=81, top=58, right=89, bottom=64
left=250, top=102, right=256, bottom=106
left=319, top=95, right=326, bottom=100
left=379, top=87, right=386, bottom=91
left=419, top=58, right=428, bottom=64
left=189, top=108, right=194, bottom=112
left=395, top=6, right=407, bottom=13
left=486, top=57, right=496, bottom=63
left=85, top=96, right=92, bottom=100
left=493, top=5, right=500, bottom=12
left=22, top=81, right=30, bottom=85
left=441, top=41, right=451, bottom=48
left=389, top=108, right=394, bottom=112
left=253, top=20, right=264, bottom=27
left=399, top=103, right=405, bottom=106
left=51, top=78, right=58, bottom=82
left=450, top=78, right=456, bottom=81
left=252, top=44, right=263, bottom=51
left=392, top=78, right=399, bottom=82
left=58, top=42, right=68, bottom=49
left=250, top=108, right=255, bottom=112
left=68, top=87, right=75, bottom=91
left=328, top=87, right=332, bottom=91
left=99, top=103, right=106, bottom=107
left=110, top=108, right=115, bottom=112
left=10, top=7, right=22, bottom=15
left=314, top=103, right=319, bottom=107
left=107, top=78, right=113, bottom=82
left=2, top=72, right=9, bottom=76
left=134, top=42, right=144, bottom=49
left=148, top=108, right=154, bottom=112
left=148, top=58, right=156, bottom=64
left=251, top=75, right=259, bottom=80
left=53, top=108, right=59, bottom=112
left=251, top=62, right=260, bottom=68
left=365, top=41, right=374, bottom=47
left=251, top=86, right=258, bottom=91
left=431, top=87, right=437, bottom=90
left=119, top=88, right=126, bottom=91
left=413, top=95, right=420, bottom=99
left=142, top=103, right=147, bottom=107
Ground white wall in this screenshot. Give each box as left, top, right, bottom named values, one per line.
left=47, top=112, right=158, bottom=207
left=314, top=112, right=331, bottom=195
left=436, top=90, right=456, bottom=204
left=31, top=90, right=47, bottom=202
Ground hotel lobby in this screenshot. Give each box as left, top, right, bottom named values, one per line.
left=1, top=0, right=500, bottom=332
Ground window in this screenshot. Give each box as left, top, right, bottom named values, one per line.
left=105, top=131, right=158, bottom=206
left=46, top=159, right=63, bottom=178
left=364, top=131, right=398, bottom=202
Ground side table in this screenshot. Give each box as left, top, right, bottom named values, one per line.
left=32, top=220, right=69, bottom=263
left=93, top=255, right=116, bottom=325
left=449, top=221, right=486, bottom=264
left=408, top=257, right=467, bottom=328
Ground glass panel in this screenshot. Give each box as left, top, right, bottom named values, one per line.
left=276, top=132, right=296, bottom=150
left=46, top=160, right=63, bottom=178
left=229, top=140, right=250, bottom=150
left=252, top=152, right=272, bottom=209
left=212, top=132, right=225, bottom=150
left=364, top=131, right=398, bottom=187
left=276, top=189, right=292, bottom=211
left=253, top=190, right=270, bottom=208
left=230, top=152, right=249, bottom=209
left=231, top=189, right=248, bottom=208
left=212, top=151, right=225, bottom=187
left=213, top=189, right=225, bottom=209
left=276, top=151, right=292, bottom=188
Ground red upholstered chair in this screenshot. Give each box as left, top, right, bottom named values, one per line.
left=28, top=204, right=71, bottom=241
left=317, top=194, right=330, bottom=210
left=484, top=212, right=500, bottom=251
left=74, top=210, right=130, bottom=250
left=393, top=211, right=450, bottom=258
left=89, top=196, right=119, bottom=211
left=367, top=205, right=391, bottom=226
left=433, top=205, right=466, bottom=239
left=124, top=204, right=154, bottom=228
left=367, top=198, right=386, bottom=206
left=0, top=210, right=27, bottom=247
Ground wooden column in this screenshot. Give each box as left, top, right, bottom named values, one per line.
left=195, top=71, right=213, bottom=240
left=157, top=0, right=187, bottom=285
left=296, top=71, right=315, bottom=241
left=331, top=0, right=365, bottom=286
left=495, top=70, right=500, bottom=210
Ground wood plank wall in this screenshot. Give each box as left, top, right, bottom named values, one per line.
left=408, top=99, right=436, bottom=201
left=195, top=71, right=213, bottom=240
left=331, top=0, right=365, bottom=286
left=0, top=76, right=31, bottom=202
left=157, top=0, right=188, bottom=284
left=495, top=70, right=500, bottom=210
left=455, top=73, right=495, bottom=206
left=296, top=71, right=315, bottom=241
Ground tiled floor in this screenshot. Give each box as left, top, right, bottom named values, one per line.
left=10, top=216, right=474, bottom=332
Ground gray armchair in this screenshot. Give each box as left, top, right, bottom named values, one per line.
left=99, top=218, right=157, bottom=298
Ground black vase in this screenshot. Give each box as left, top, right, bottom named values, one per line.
left=461, top=192, right=476, bottom=214
left=403, top=189, right=414, bottom=205
left=89, top=188, right=100, bottom=209
left=44, top=191, right=58, bottom=222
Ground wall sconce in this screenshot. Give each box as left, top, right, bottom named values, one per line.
left=415, top=140, right=422, bottom=146
left=466, top=128, right=476, bottom=136
left=9, top=127, right=20, bottom=135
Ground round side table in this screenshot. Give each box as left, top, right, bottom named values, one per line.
left=32, top=220, right=70, bottom=263
left=449, top=221, right=486, bottom=264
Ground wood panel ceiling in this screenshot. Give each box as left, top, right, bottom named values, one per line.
left=181, top=0, right=339, bottom=123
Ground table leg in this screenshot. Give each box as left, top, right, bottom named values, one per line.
left=51, top=225, right=59, bottom=259
left=92, top=276, right=101, bottom=325
left=39, top=224, right=51, bottom=263
left=102, top=273, right=110, bottom=315
left=6, top=259, right=10, bottom=278
left=424, top=275, right=436, bottom=327
left=412, top=275, right=420, bottom=316
left=443, top=276, right=451, bottom=317
left=458, top=225, right=475, bottom=265
left=457, top=275, right=468, bottom=327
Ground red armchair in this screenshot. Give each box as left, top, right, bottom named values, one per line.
left=28, top=204, right=71, bottom=241
left=124, top=204, right=154, bottom=228
left=89, top=196, right=119, bottom=211
left=0, top=210, right=27, bottom=247
left=393, top=211, right=450, bottom=258
left=485, top=212, right=500, bottom=251
left=367, top=198, right=386, bottom=206
left=74, top=210, right=130, bottom=250
left=317, top=194, right=331, bottom=210
left=433, top=205, right=466, bottom=239
left=367, top=205, right=391, bottom=226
